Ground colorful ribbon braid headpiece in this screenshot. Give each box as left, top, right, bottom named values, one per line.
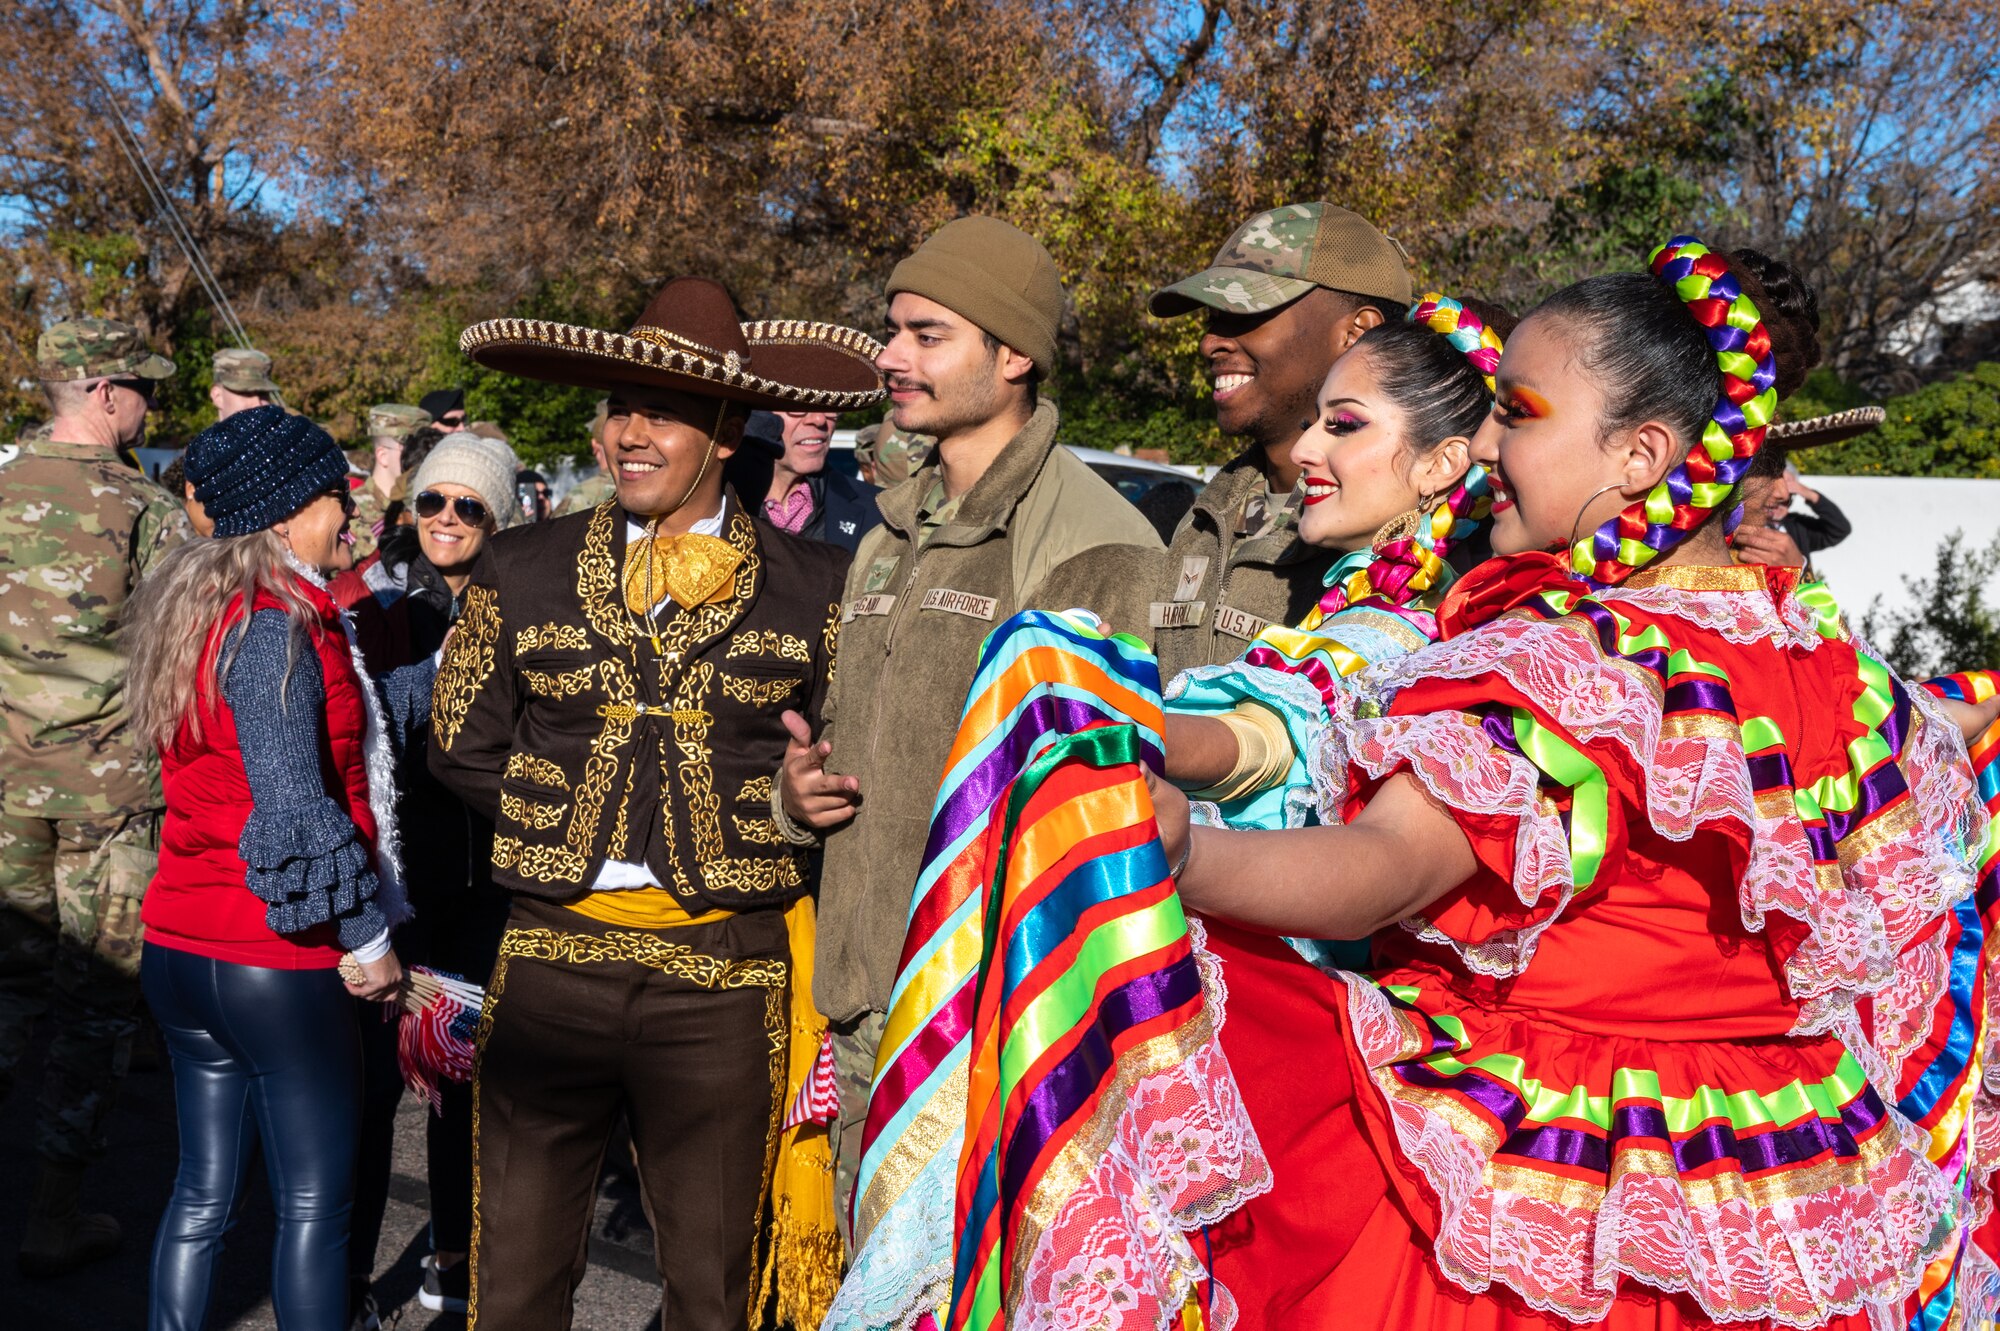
left=1315, top=293, right=1499, bottom=622
left=1569, top=236, right=1778, bottom=586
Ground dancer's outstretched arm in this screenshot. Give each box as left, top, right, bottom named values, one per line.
left=1152, top=772, right=1475, bottom=939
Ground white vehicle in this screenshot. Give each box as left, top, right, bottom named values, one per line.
left=828, top=430, right=1206, bottom=507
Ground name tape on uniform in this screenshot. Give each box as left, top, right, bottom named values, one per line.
left=1150, top=600, right=1207, bottom=629
left=1213, top=605, right=1271, bottom=642
left=919, top=588, right=997, bottom=621
left=843, top=593, right=896, bottom=623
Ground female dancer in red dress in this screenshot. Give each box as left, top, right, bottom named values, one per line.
left=1159, top=239, right=2000, bottom=1329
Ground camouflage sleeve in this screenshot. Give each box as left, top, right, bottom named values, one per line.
left=131, top=484, right=194, bottom=578
left=426, top=546, right=513, bottom=822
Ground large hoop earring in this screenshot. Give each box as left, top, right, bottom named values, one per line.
left=1567, top=482, right=1628, bottom=553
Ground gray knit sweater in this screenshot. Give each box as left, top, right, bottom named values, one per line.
left=226, top=609, right=388, bottom=953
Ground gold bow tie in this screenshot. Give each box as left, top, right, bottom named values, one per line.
left=623, top=532, right=743, bottom=615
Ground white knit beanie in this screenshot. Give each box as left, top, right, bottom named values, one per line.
left=410, top=431, right=524, bottom=528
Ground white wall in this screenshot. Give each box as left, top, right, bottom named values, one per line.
left=1794, top=475, right=2000, bottom=624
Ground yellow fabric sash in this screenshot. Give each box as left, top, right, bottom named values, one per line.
left=564, top=886, right=729, bottom=929
left=762, top=894, right=842, bottom=1326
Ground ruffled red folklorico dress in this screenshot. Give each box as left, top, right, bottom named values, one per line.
left=1201, top=554, right=1994, bottom=1330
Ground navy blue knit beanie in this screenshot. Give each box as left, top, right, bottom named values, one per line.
left=186, top=405, right=350, bottom=537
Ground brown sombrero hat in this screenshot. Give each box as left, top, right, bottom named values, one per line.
left=1765, top=405, right=1886, bottom=451
left=459, top=276, right=885, bottom=411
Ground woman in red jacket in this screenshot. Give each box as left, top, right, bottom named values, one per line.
left=125, top=405, right=407, bottom=1331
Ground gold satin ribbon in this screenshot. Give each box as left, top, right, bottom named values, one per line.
left=622, top=530, right=743, bottom=615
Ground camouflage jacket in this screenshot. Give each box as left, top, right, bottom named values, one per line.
left=0, top=433, right=192, bottom=817
left=554, top=470, right=617, bottom=518
left=349, top=477, right=394, bottom=561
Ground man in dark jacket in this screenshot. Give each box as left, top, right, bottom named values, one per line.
left=431, top=276, right=883, bottom=1331
left=727, top=408, right=883, bottom=551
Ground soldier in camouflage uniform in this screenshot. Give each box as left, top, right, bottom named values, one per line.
left=350, top=402, right=430, bottom=560
left=851, top=420, right=928, bottom=488
left=209, top=346, right=282, bottom=420
left=553, top=397, right=618, bottom=517
left=1143, top=203, right=1415, bottom=678
left=0, top=318, right=191, bottom=1276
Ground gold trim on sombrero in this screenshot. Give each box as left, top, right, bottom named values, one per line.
left=629, top=326, right=744, bottom=373
left=458, top=316, right=886, bottom=410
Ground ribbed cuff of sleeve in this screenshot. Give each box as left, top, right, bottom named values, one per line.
left=345, top=926, right=393, bottom=964
left=770, top=780, right=820, bottom=846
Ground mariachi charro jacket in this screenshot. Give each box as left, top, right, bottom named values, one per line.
left=428, top=497, right=846, bottom=910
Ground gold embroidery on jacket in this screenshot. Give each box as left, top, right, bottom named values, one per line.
left=575, top=667, right=638, bottom=866
left=500, top=791, right=567, bottom=831
left=515, top=623, right=590, bottom=653
left=733, top=815, right=785, bottom=845
left=702, top=854, right=806, bottom=896
left=738, top=775, right=773, bottom=803
left=491, top=834, right=587, bottom=883
left=823, top=601, right=841, bottom=691
left=720, top=672, right=800, bottom=707
left=503, top=753, right=571, bottom=792
left=433, top=584, right=500, bottom=750
left=523, top=663, right=597, bottom=699
left=577, top=503, right=632, bottom=645
left=727, top=629, right=809, bottom=662
left=671, top=661, right=719, bottom=894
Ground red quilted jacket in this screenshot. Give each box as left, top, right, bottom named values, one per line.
left=143, top=576, right=379, bottom=969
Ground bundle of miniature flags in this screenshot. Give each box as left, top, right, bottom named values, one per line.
left=395, top=966, right=483, bottom=1113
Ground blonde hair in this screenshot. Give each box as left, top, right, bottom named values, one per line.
left=125, top=532, right=323, bottom=751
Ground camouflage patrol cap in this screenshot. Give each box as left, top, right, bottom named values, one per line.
left=37, top=317, right=177, bottom=382
left=1149, top=203, right=1414, bottom=319
left=212, top=347, right=280, bottom=394
left=368, top=403, right=432, bottom=438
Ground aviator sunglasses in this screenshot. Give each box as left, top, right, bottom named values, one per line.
left=415, top=490, right=490, bottom=525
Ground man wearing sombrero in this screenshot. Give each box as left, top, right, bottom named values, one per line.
left=1731, top=405, right=1877, bottom=572
left=429, top=277, right=882, bottom=1330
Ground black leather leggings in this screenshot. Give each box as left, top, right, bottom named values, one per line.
left=142, top=944, right=361, bottom=1331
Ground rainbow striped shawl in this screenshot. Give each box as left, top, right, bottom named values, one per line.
left=1905, top=671, right=2000, bottom=1331
left=826, top=611, right=1268, bottom=1331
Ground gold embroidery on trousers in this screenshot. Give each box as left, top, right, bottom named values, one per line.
left=496, top=926, right=788, bottom=990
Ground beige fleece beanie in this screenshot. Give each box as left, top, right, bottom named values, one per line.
left=887, top=216, right=1065, bottom=377
left=410, top=431, right=524, bottom=529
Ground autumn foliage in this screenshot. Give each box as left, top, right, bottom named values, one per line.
left=3, top=0, right=1997, bottom=464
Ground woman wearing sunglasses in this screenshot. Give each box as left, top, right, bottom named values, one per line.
left=330, top=429, right=522, bottom=1324
left=123, top=405, right=409, bottom=1331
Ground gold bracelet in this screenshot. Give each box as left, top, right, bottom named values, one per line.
left=1190, top=703, right=1294, bottom=803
